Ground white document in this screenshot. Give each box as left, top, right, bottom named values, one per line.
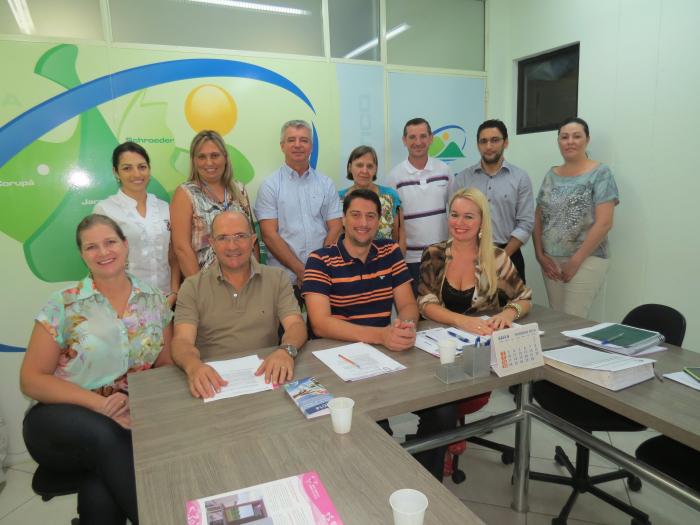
left=543, top=345, right=655, bottom=371
left=204, top=354, right=274, bottom=403
left=664, top=371, right=700, bottom=391
left=415, top=327, right=473, bottom=356
left=312, top=342, right=406, bottom=382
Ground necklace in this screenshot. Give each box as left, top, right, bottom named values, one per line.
left=202, top=181, right=229, bottom=210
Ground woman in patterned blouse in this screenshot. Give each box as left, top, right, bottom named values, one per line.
left=533, top=117, right=619, bottom=317
left=20, top=214, right=173, bottom=525
left=170, top=130, right=255, bottom=277
left=338, top=145, right=406, bottom=253
left=417, top=188, right=532, bottom=335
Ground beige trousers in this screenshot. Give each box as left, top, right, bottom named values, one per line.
left=543, top=255, right=609, bottom=318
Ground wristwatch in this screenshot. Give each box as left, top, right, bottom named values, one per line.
left=281, top=344, right=298, bottom=359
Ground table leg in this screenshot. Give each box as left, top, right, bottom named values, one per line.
left=512, top=381, right=532, bottom=512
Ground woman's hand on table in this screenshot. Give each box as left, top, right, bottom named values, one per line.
left=457, top=315, right=493, bottom=336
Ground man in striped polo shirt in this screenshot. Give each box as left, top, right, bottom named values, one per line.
left=385, top=118, right=451, bottom=294
left=303, top=189, right=457, bottom=482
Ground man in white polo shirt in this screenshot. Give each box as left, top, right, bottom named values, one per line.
left=385, top=118, right=450, bottom=293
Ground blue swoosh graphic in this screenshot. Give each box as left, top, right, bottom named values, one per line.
left=0, top=58, right=317, bottom=168
left=0, top=343, right=26, bottom=353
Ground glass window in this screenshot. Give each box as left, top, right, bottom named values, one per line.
left=386, top=0, right=484, bottom=71
left=0, top=0, right=103, bottom=40
left=109, top=0, right=324, bottom=56
left=517, top=44, right=580, bottom=134
left=329, top=0, right=380, bottom=61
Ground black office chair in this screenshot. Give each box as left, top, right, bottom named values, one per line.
left=32, top=465, right=81, bottom=525
left=621, top=304, right=686, bottom=346
left=635, top=435, right=700, bottom=492
left=529, top=304, right=686, bottom=525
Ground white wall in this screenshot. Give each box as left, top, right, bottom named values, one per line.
left=486, top=0, right=700, bottom=350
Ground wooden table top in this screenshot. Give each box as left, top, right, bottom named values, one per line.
left=129, top=305, right=700, bottom=524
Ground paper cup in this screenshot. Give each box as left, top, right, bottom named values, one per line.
left=437, top=339, right=457, bottom=364
left=389, top=488, right=428, bottom=525
left=328, top=397, right=355, bottom=434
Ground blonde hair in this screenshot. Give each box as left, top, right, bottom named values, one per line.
left=188, top=130, right=243, bottom=204
left=448, top=188, right=498, bottom=298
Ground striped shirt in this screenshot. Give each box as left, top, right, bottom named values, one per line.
left=384, top=158, right=451, bottom=263
left=302, top=236, right=412, bottom=327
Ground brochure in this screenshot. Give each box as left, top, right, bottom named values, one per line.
left=186, top=470, right=343, bottom=525
left=284, top=377, right=333, bottom=419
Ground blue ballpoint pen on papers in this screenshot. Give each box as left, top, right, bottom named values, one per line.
left=447, top=330, right=471, bottom=344
left=601, top=333, right=625, bottom=345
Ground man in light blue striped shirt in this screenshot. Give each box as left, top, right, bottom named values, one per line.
left=255, top=120, right=343, bottom=301
left=448, top=119, right=534, bottom=282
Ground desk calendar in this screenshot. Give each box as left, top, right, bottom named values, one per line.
left=491, top=323, right=544, bottom=377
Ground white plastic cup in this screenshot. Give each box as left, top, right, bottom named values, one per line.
left=327, top=397, right=355, bottom=434
left=389, top=488, right=428, bottom=525
left=437, top=339, right=457, bottom=364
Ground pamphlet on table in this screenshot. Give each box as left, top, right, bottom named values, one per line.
left=284, top=377, right=333, bottom=419
left=186, top=470, right=343, bottom=525
left=663, top=371, right=700, bottom=391
left=204, top=355, right=275, bottom=403
left=561, top=323, right=665, bottom=356
left=312, top=342, right=406, bottom=381
left=544, top=345, right=655, bottom=391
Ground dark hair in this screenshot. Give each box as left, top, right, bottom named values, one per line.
left=76, top=214, right=126, bottom=250
left=112, top=141, right=150, bottom=170
left=343, top=188, right=381, bottom=215
left=346, top=145, right=379, bottom=181
left=403, top=117, right=432, bottom=137
left=477, top=119, right=508, bottom=141
left=558, top=117, right=590, bottom=138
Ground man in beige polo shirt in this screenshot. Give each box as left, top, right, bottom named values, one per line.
left=172, top=210, right=307, bottom=399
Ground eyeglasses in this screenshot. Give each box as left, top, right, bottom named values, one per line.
left=213, top=233, right=252, bottom=244
left=478, top=137, right=504, bottom=145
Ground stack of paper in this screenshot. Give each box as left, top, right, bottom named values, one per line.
left=312, top=342, right=406, bottom=382
left=204, top=355, right=275, bottom=403
left=543, top=345, right=655, bottom=391
left=562, top=323, right=665, bottom=356
left=415, top=327, right=486, bottom=356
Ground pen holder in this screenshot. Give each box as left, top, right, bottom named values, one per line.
left=435, top=360, right=469, bottom=384
left=463, top=346, right=491, bottom=378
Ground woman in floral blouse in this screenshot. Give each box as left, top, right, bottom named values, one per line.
left=20, top=214, right=173, bottom=525
left=339, top=145, right=406, bottom=253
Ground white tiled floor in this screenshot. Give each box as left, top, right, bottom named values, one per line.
left=1, top=388, right=698, bottom=524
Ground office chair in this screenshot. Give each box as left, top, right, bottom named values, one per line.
left=446, top=392, right=514, bottom=484
left=635, top=435, right=700, bottom=492
left=529, top=304, right=686, bottom=525
left=32, top=465, right=81, bottom=525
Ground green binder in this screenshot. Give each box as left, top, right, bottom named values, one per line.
left=583, top=324, right=658, bottom=348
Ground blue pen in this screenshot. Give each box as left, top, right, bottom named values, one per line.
left=447, top=330, right=471, bottom=344
left=601, top=333, right=624, bottom=345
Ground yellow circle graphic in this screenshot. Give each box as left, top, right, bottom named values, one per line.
left=184, top=84, right=238, bottom=135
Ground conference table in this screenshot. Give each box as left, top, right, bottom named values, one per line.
left=129, top=305, right=700, bottom=524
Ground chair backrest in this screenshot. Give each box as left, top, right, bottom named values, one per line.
left=622, top=303, right=686, bottom=346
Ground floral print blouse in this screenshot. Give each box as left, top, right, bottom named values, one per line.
left=180, top=181, right=254, bottom=270
left=417, top=240, right=532, bottom=315
left=35, top=274, right=172, bottom=396
left=339, top=184, right=401, bottom=240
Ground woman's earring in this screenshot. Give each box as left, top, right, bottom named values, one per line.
left=478, top=230, right=483, bottom=240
